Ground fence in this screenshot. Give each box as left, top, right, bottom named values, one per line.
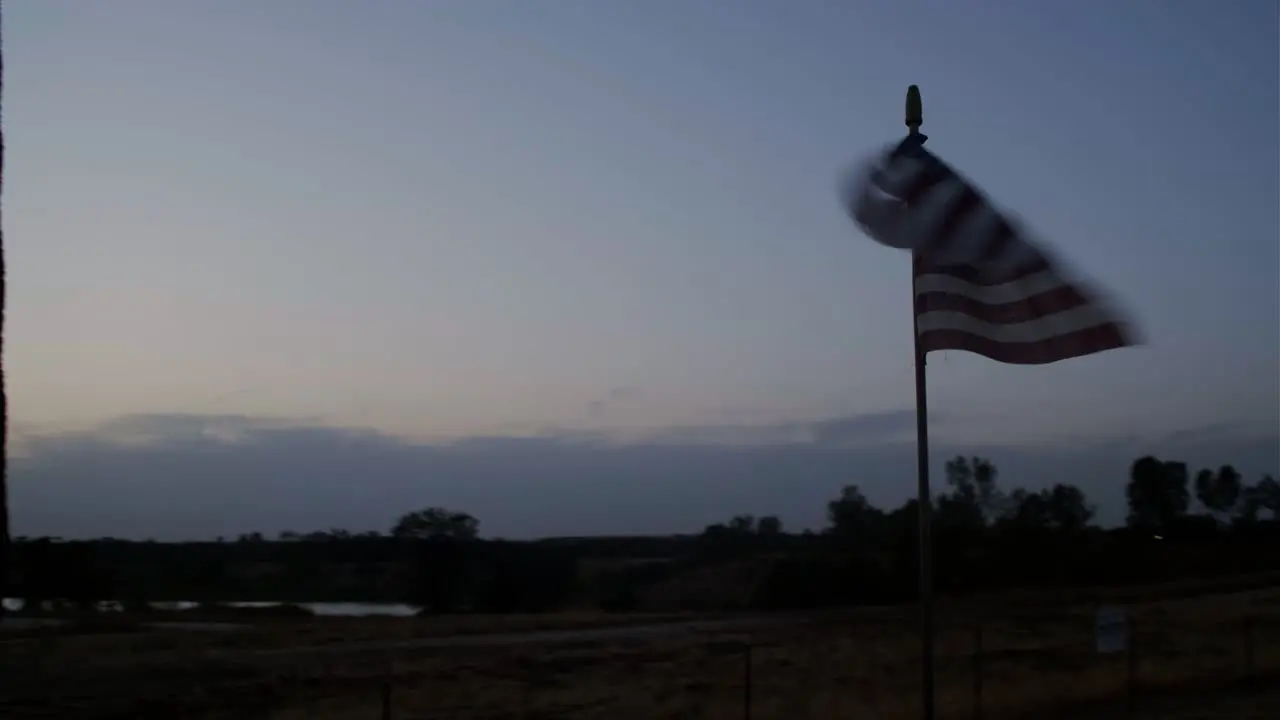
left=4, top=601, right=1280, bottom=719
left=333, top=611, right=1279, bottom=720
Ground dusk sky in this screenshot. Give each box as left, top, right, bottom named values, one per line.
left=7, top=1, right=1278, bottom=539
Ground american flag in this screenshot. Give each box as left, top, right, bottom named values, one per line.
left=848, top=136, right=1137, bottom=365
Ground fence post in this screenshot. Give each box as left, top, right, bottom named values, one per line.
left=376, top=653, right=391, bottom=717
left=522, top=666, right=532, bottom=720
left=1243, top=616, right=1255, bottom=676
left=743, top=641, right=753, bottom=720
left=379, top=677, right=392, bottom=720
left=1126, top=618, right=1137, bottom=719
left=972, top=623, right=984, bottom=720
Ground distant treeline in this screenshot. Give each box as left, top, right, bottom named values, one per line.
left=6, top=455, right=1278, bottom=614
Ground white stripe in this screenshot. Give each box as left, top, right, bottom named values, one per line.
left=853, top=149, right=1043, bottom=274
left=900, top=178, right=969, bottom=256
left=914, top=270, right=1066, bottom=305
left=942, top=198, right=1004, bottom=265
left=916, top=303, right=1116, bottom=343
left=916, top=305, right=1117, bottom=344
left=873, top=152, right=934, bottom=199
left=900, top=167, right=1039, bottom=272
left=937, top=198, right=1042, bottom=276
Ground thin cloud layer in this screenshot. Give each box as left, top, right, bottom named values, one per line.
left=10, top=413, right=1278, bottom=541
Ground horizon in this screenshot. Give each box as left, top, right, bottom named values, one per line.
left=11, top=411, right=1278, bottom=541
left=7, top=1, right=1278, bottom=539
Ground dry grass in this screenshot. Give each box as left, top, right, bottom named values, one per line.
left=1, top=609, right=695, bottom=651
left=221, top=610, right=697, bottom=650
left=4, top=586, right=1280, bottom=720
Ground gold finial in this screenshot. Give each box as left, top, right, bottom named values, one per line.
left=905, top=85, right=923, bottom=132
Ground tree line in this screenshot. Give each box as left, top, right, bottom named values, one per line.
left=6, top=455, right=1278, bottom=615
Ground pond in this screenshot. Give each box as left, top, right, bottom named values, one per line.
left=1, top=598, right=418, bottom=617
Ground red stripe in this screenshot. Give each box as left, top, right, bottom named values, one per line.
left=975, top=216, right=1017, bottom=266
left=927, top=184, right=983, bottom=256
left=891, top=147, right=1037, bottom=277
left=918, top=323, right=1132, bottom=365
left=892, top=155, right=951, bottom=207
left=915, top=284, right=1091, bottom=325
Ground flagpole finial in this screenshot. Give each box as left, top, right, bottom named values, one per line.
left=906, top=85, right=923, bottom=133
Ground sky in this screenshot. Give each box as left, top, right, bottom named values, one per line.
left=6, top=0, right=1278, bottom=539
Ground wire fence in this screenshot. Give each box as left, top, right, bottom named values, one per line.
left=237, top=604, right=1280, bottom=719
left=4, top=601, right=1280, bottom=719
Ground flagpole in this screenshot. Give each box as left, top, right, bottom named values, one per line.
left=905, top=84, right=936, bottom=720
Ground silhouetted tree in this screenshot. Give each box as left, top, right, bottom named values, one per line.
left=1256, top=475, right=1279, bottom=514
left=1000, top=488, right=1046, bottom=529
left=1043, top=483, right=1095, bottom=533
left=3, top=452, right=1274, bottom=617
left=1126, top=456, right=1189, bottom=530
left=1239, top=475, right=1280, bottom=524
left=756, top=515, right=783, bottom=536
left=392, top=508, right=479, bottom=540
left=936, top=456, right=1003, bottom=531
left=701, top=522, right=730, bottom=537
left=827, top=485, right=886, bottom=547
left=1195, top=465, right=1242, bottom=520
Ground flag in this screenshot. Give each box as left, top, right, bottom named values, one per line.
left=847, top=136, right=1137, bottom=365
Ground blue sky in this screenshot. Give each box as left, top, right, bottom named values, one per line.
left=6, top=1, right=1278, bottom=538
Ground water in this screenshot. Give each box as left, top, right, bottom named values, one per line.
left=2, top=597, right=417, bottom=617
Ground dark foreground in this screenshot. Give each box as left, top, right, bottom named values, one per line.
left=2, top=584, right=1278, bottom=719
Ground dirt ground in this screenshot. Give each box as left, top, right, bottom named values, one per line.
left=2, top=585, right=1279, bottom=719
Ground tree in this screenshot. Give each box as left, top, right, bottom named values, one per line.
left=942, top=456, right=1002, bottom=524
left=944, top=456, right=974, bottom=496
left=1044, top=484, right=1095, bottom=533
left=1239, top=475, right=1280, bottom=523
left=1194, top=469, right=1215, bottom=513
left=391, top=507, right=479, bottom=540
left=937, top=456, right=1001, bottom=530
left=997, top=483, right=1093, bottom=533
left=827, top=485, right=871, bottom=529
left=1257, top=475, right=1280, bottom=514
left=1001, top=488, right=1048, bottom=529
left=1125, top=456, right=1189, bottom=530
left=1195, top=465, right=1242, bottom=519
left=756, top=516, right=783, bottom=536
left=827, top=485, right=886, bottom=546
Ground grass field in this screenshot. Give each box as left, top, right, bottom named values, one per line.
left=3, top=583, right=1279, bottom=719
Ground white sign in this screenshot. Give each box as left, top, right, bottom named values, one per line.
left=1095, top=606, right=1129, bottom=654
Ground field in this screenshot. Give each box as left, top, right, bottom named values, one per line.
left=4, top=582, right=1280, bottom=720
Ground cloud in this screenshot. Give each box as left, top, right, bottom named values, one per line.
left=628, top=409, right=935, bottom=447
left=586, top=385, right=641, bottom=420
left=1156, top=422, right=1274, bottom=447
left=805, top=410, right=922, bottom=445
left=9, top=413, right=1277, bottom=541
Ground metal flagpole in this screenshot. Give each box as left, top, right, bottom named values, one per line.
left=0, top=0, right=9, bottom=626
left=905, top=84, right=936, bottom=720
